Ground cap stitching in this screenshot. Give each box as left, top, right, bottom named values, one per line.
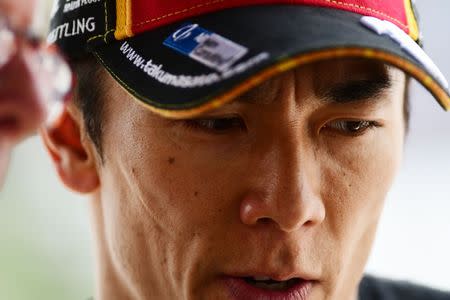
left=87, top=29, right=115, bottom=43
left=133, top=0, right=225, bottom=27
left=130, top=0, right=408, bottom=30
left=326, top=0, right=407, bottom=30
left=104, top=0, right=109, bottom=32
left=104, top=0, right=109, bottom=43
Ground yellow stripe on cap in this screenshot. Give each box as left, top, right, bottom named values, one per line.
left=404, top=0, right=420, bottom=41
left=115, top=0, right=133, bottom=40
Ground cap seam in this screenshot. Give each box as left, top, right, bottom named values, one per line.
left=104, top=0, right=109, bottom=32
left=326, top=0, right=408, bottom=29
left=104, top=0, right=109, bottom=42
left=87, top=29, right=115, bottom=43
left=134, top=0, right=225, bottom=27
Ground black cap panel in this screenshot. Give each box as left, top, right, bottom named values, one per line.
left=93, top=6, right=432, bottom=110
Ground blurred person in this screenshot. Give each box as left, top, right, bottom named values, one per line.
left=42, top=0, right=450, bottom=299
left=0, top=0, right=72, bottom=185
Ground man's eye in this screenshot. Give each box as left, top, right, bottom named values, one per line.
left=323, top=120, right=380, bottom=136
left=183, top=116, right=246, bottom=133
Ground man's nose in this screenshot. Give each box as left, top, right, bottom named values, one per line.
left=240, top=133, right=326, bottom=233
left=0, top=46, right=46, bottom=141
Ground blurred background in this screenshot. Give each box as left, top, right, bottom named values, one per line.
left=0, top=1, right=449, bottom=299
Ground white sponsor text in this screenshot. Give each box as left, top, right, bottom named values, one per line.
left=47, top=17, right=96, bottom=43
left=119, top=41, right=269, bottom=88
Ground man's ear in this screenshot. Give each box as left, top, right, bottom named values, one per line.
left=40, top=105, right=100, bottom=194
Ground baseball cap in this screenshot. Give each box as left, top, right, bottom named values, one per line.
left=48, top=0, right=450, bottom=118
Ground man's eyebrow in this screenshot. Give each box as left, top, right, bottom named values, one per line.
left=232, top=70, right=393, bottom=106
left=318, top=75, right=393, bottom=104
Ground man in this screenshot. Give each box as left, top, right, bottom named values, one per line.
left=0, top=0, right=72, bottom=185
left=43, top=0, right=450, bottom=299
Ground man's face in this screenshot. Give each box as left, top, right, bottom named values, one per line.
left=88, top=58, right=405, bottom=299
left=0, top=0, right=47, bottom=185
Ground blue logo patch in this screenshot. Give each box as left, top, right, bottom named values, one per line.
left=164, top=23, right=248, bottom=72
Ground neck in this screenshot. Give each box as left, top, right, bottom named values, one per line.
left=89, top=194, right=135, bottom=300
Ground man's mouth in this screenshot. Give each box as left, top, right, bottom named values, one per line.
left=223, top=275, right=315, bottom=300
left=243, top=276, right=302, bottom=291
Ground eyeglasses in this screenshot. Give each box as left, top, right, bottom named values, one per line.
left=0, top=13, right=73, bottom=123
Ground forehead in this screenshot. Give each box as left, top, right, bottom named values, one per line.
left=235, top=58, right=393, bottom=103
left=310, top=58, right=389, bottom=86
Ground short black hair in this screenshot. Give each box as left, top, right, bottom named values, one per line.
left=73, top=57, right=411, bottom=157
left=72, top=56, right=105, bottom=158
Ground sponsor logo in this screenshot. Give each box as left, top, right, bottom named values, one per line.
left=63, top=0, right=101, bottom=14
left=164, top=23, right=249, bottom=73
left=47, top=17, right=96, bottom=43
left=172, top=24, right=200, bottom=42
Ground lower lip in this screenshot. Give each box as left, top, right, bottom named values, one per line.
left=223, top=277, right=314, bottom=300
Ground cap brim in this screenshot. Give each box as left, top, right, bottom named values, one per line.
left=93, top=5, right=450, bottom=118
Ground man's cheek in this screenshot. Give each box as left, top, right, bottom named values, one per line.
left=122, top=156, right=213, bottom=232
left=320, top=138, right=398, bottom=241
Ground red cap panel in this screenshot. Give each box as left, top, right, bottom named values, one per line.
left=127, top=0, right=412, bottom=36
